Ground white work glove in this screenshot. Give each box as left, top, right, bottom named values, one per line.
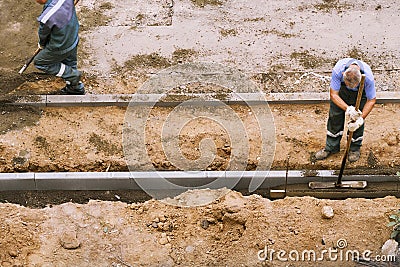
left=346, top=106, right=362, bottom=121
left=348, top=117, right=364, bottom=132
left=38, top=43, right=45, bottom=50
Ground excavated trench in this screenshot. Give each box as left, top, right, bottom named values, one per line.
left=0, top=96, right=399, bottom=173
left=0, top=96, right=399, bottom=207
left=0, top=71, right=399, bottom=205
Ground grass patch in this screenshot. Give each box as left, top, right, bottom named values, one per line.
left=290, top=50, right=333, bottom=69
left=345, top=47, right=373, bottom=66
left=314, top=0, right=352, bottom=13
left=79, top=3, right=112, bottom=31
left=89, top=133, right=120, bottom=156
left=116, top=53, right=171, bottom=72
left=191, top=0, right=223, bottom=8
left=220, top=28, right=238, bottom=37
left=244, top=17, right=265, bottom=22
left=298, top=0, right=353, bottom=13
left=172, top=49, right=197, bottom=63
left=260, top=29, right=296, bottom=38
left=99, top=2, right=113, bottom=10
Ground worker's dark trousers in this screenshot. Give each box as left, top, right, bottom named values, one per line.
left=34, top=46, right=81, bottom=85
left=325, top=84, right=367, bottom=153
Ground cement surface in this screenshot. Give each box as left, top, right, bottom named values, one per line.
left=79, top=0, right=400, bottom=76
left=13, top=91, right=400, bottom=107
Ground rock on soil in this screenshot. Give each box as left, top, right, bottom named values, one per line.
left=321, top=205, right=334, bottom=219
left=60, top=232, right=81, bottom=250
left=381, top=239, right=398, bottom=256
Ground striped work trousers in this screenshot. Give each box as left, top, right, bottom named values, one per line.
left=34, top=46, right=81, bottom=85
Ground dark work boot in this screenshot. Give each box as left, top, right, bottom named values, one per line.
left=348, top=150, right=360, bottom=162
left=314, top=149, right=331, bottom=160
left=60, top=81, right=85, bottom=95
left=61, top=72, right=85, bottom=95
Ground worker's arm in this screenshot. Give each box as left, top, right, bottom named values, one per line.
left=329, top=88, right=348, bottom=111
left=361, top=98, right=376, bottom=119
left=38, top=22, right=51, bottom=48
left=330, top=88, right=376, bottom=119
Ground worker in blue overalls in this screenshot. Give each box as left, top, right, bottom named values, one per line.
left=34, top=0, right=85, bottom=95
left=315, top=58, right=376, bottom=162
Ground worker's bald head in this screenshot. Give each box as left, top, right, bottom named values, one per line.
left=343, top=64, right=362, bottom=89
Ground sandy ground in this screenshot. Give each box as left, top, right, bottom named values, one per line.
left=0, top=0, right=400, bottom=266
left=0, top=103, right=399, bottom=173
left=0, top=191, right=399, bottom=267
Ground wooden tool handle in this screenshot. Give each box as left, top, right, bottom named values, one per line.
left=354, top=74, right=366, bottom=110
left=337, top=74, right=366, bottom=185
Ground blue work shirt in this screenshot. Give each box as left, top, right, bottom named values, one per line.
left=37, top=0, right=79, bottom=55
left=330, top=58, right=376, bottom=100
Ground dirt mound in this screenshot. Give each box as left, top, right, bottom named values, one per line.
left=0, top=190, right=399, bottom=266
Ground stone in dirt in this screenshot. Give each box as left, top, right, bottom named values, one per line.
left=1, top=262, right=12, bottom=267
left=200, top=219, right=210, bottom=229
left=7, top=250, right=18, bottom=257
left=60, top=232, right=81, bottom=250
left=321, top=205, right=334, bottom=219
left=159, top=233, right=169, bottom=245
left=381, top=239, right=398, bottom=256
left=10, top=261, right=22, bottom=267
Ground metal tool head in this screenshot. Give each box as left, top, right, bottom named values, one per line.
left=18, top=64, right=28, bottom=75
left=309, top=181, right=367, bottom=189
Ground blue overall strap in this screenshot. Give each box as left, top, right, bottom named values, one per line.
left=344, top=59, right=364, bottom=74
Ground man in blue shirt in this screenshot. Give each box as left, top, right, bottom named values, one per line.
left=33, top=0, right=85, bottom=95
left=315, top=58, right=376, bottom=162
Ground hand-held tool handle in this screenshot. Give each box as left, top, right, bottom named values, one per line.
left=354, top=75, right=366, bottom=111
left=337, top=74, right=366, bottom=185
left=18, top=47, right=41, bottom=75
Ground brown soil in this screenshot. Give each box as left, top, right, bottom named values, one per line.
left=0, top=103, right=398, bottom=173
left=0, top=1, right=40, bottom=70
left=0, top=191, right=399, bottom=266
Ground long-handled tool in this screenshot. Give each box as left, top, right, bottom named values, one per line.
left=309, top=74, right=367, bottom=189
left=18, top=47, right=41, bottom=74
left=18, top=0, right=80, bottom=75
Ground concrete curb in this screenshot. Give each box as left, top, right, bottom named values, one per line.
left=0, top=171, right=398, bottom=191
left=13, top=92, right=400, bottom=107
